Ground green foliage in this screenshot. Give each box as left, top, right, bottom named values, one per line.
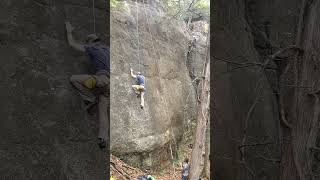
left=110, top=0, right=119, bottom=8
left=195, top=0, right=209, bottom=10
left=163, top=0, right=210, bottom=21
left=110, top=0, right=128, bottom=11
left=163, top=0, right=181, bottom=17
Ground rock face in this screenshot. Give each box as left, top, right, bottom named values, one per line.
left=187, top=29, right=208, bottom=92
left=110, top=1, right=197, bottom=167
left=0, top=0, right=107, bottom=179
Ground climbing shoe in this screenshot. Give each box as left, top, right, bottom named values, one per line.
left=98, top=138, right=106, bottom=150
left=140, top=105, right=144, bottom=109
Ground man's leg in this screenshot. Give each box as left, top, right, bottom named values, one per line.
left=140, top=91, right=145, bottom=108
left=98, top=94, right=108, bottom=149
left=70, top=74, right=96, bottom=103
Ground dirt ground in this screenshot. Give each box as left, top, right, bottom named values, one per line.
left=111, top=155, right=184, bottom=180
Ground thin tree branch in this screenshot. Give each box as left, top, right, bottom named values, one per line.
left=239, top=142, right=274, bottom=149
left=255, top=155, right=281, bottom=163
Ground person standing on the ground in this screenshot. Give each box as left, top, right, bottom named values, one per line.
left=110, top=175, right=115, bottom=180
left=130, top=68, right=145, bottom=109
left=137, top=175, right=148, bottom=180
left=65, top=21, right=109, bottom=149
left=182, top=158, right=190, bottom=180
left=147, top=175, right=155, bottom=180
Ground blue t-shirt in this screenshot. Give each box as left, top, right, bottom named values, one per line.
left=84, top=44, right=110, bottom=73
left=137, top=75, right=145, bottom=85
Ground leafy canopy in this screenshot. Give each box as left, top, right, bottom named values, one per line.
left=163, top=0, right=210, bottom=21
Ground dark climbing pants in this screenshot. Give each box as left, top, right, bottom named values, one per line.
left=70, top=73, right=109, bottom=141
left=182, top=176, right=188, bottom=180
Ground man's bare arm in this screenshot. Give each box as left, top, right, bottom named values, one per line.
left=130, top=68, right=137, bottom=78
left=65, top=22, right=85, bottom=52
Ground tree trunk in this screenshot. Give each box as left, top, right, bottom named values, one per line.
left=202, top=116, right=210, bottom=179
left=280, top=1, right=320, bottom=180
left=187, top=16, right=192, bottom=30
left=189, top=39, right=210, bottom=180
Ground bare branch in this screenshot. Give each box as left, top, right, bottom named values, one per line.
left=240, top=161, right=256, bottom=178
left=239, top=142, right=274, bottom=149
left=255, top=155, right=281, bottom=163
left=280, top=108, right=293, bottom=129
left=270, top=45, right=303, bottom=59
left=310, top=146, right=320, bottom=152
left=187, top=0, right=196, bottom=11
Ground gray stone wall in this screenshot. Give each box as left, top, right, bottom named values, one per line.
left=110, top=1, right=197, bottom=168
left=0, top=0, right=107, bottom=179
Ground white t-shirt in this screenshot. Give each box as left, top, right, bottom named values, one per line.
left=182, top=162, right=190, bottom=176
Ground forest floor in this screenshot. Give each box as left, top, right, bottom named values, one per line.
left=110, top=122, right=208, bottom=180
left=111, top=154, right=186, bottom=180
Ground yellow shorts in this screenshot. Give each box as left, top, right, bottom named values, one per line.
left=132, top=85, right=145, bottom=92
left=83, top=77, right=97, bottom=89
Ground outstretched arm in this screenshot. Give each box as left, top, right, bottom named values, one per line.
left=65, top=22, right=85, bottom=52
left=130, top=68, right=137, bottom=78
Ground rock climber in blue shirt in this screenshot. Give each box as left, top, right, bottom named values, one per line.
left=65, top=21, right=109, bottom=150
left=130, top=68, right=145, bottom=109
